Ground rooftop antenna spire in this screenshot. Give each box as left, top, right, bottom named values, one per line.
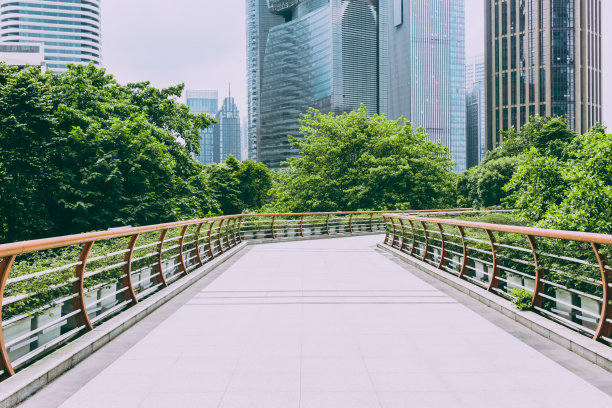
left=228, top=83, right=231, bottom=99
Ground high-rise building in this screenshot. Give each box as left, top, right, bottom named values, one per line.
left=0, top=42, right=46, bottom=70
left=241, top=116, right=249, bottom=161
left=388, top=0, right=467, bottom=172
left=485, top=0, right=602, bottom=150
left=246, top=0, right=284, bottom=164
left=247, top=0, right=388, bottom=168
left=216, top=92, right=242, bottom=162
left=466, top=54, right=486, bottom=168
left=0, top=0, right=102, bottom=72
left=186, top=90, right=218, bottom=165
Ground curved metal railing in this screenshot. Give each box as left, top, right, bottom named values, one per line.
left=382, top=214, right=612, bottom=346
left=0, top=208, right=481, bottom=380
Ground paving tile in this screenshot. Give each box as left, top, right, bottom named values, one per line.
left=300, top=391, right=381, bottom=408
left=44, top=236, right=612, bottom=408
left=219, top=391, right=299, bottom=408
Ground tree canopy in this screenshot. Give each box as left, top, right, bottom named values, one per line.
left=0, top=63, right=273, bottom=243
left=458, top=115, right=612, bottom=233
left=266, top=106, right=458, bottom=212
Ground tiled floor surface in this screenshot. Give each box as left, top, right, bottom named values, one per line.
left=24, top=236, right=612, bottom=407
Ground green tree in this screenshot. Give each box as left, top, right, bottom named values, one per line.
left=506, top=124, right=612, bottom=233
left=206, top=156, right=272, bottom=215
left=269, top=106, right=458, bottom=212
left=0, top=63, right=218, bottom=242
left=458, top=116, right=576, bottom=208
left=0, top=65, right=59, bottom=242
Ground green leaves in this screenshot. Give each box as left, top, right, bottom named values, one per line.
left=267, top=105, right=458, bottom=212
left=0, top=62, right=217, bottom=243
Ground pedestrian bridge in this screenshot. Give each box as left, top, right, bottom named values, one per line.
left=1, top=211, right=612, bottom=407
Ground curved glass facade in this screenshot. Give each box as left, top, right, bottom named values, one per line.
left=0, top=0, right=101, bottom=72
left=251, top=0, right=388, bottom=168
left=260, top=5, right=332, bottom=166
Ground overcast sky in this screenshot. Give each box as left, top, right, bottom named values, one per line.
left=103, top=0, right=611, bottom=127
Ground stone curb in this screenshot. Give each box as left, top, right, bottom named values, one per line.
left=0, top=242, right=248, bottom=408
left=377, top=243, right=612, bottom=374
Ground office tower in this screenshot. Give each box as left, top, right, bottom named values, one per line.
left=241, top=116, right=249, bottom=161
left=0, top=42, right=46, bottom=70
left=466, top=54, right=486, bottom=168
left=0, top=0, right=102, bottom=72
left=247, top=0, right=388, bottom=168
left=186, top=90, right=218, bottom=165
left=485, top=0, right=602, bottom=151
left=216, top=92, right=242, bottom=162
left=246, top=0, right=284, bottom=164
left=389, top=0, right=467, bottom=172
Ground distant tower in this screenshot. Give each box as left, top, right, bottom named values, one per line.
left=216, top=86, right=242, bottom=162
left=466, top=54, right=486, bottom=168
left=388, top=0, right=467, bottom=172
left=186, top=90, right=218, bottom=165
left=0, top=0, right=102, bottom=72
left=485, top=0, right=602, bottom=151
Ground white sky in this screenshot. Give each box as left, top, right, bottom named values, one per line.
left=103, top=0, right=611, bottom=128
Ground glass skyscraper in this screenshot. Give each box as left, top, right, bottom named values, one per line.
left=0, top=0, right=101, bottom=72
left=388, top=0, right=467, bottom=172
left=247, top=0, right=388, bottom=168
left=485, top=0, right=601, bottom=150
left=186, top=90, right=218, bottom=165
left=466, top=54, right=486, bottom=168
left=216, top=94, right=242, bottom=162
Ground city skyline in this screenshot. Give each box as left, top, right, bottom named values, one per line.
left=101, top=1, right=611, bottom=130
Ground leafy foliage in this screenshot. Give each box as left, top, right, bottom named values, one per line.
left=267, top=106, right=458, bottom=212
left=0, top=63, right=275, bottom=243
left=458, top=116, right=575, bottom=209
left=510, top=288, right=532, bottom=311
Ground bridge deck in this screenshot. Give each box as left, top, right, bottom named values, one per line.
left=21, top=236, right=612, bottom=407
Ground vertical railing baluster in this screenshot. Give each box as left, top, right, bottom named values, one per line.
left=0, top=255, right=17, bottom=378
left=348, top=213, right=353, bottom=234
left=122, top=234, right=140, bottom=305
left=300, top=215, right=304, bottom=238
left=399, top=219, right=407, bottom=251
left=227, top=218, right=235, bottom=247
left=421, top=222, right=430, bottom=262
left=457, top=226, right=469, bottom=279
left=485, top=229, right=500, bottom=291
left=369, top=213, right=374, bottom=232
left=526, top=235, right=543, bottom=308
left=383, top=217, right=390, bottom=245
left=271, top=216, right=276, bottom=239
left=326, top=214, right=330, bottom=235
left=206, top=222, right=215, bottom=260
left=216, top=219, right=225, bottom=253
left=177, top=226, right=189, bottom=275
left=236, top=216, right=243, bottom=243
left=592, top=243, right=612, bottom=341
left=194, top=223, right=204, bottom=267
left=156, top=229, right=169, bottom=287
left=73, top=242, right=94, bottom=331
left=409, top=220, right=416, bottom=256
left=437, top=223, right=447, bottom=270
left=390, top=217, right=398, bottom=248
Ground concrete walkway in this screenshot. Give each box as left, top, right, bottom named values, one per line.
left=22, top=236, right=612, bottom=407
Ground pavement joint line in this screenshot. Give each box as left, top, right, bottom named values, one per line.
left=0, top=242, right=249, bottom=408
left=377, top=243, right=612, bottom=375
left=183, top=301, right=459, bottom=306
